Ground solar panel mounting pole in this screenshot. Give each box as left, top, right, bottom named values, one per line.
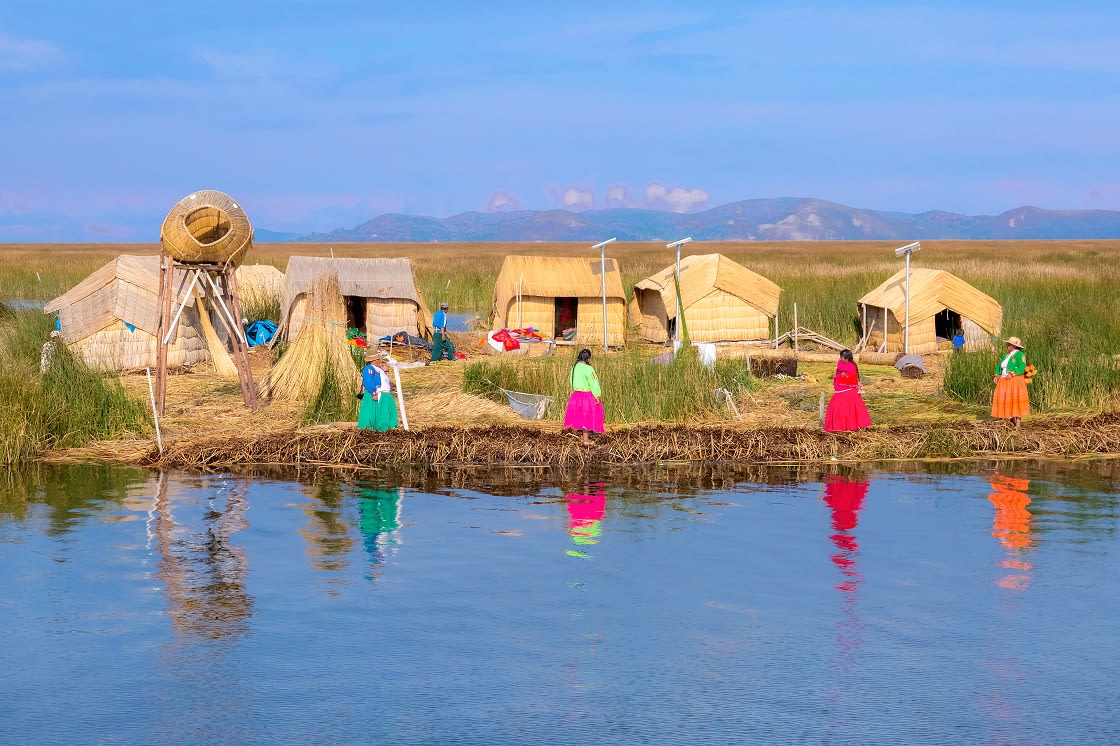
left=893, top=241, right=921, bottom=354
left=667, top=237, right=693, bottom=348
left=592, top=238, right=616, bottom=353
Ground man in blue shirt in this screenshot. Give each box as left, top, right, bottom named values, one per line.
left=430, top=301, right=456, bottom=363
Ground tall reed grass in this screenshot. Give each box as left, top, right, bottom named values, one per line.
left=0, top=311, right=149, bottom=464
left=463, top=348, right=754, bottom=424
left=301, top=357, right=359, bottom=426
left=240, top=294, right=282, bottom=325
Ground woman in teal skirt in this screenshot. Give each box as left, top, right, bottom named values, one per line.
left=357, top=355, right=399, bottom=432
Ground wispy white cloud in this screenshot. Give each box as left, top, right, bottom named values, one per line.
left=0, top=31, right=67, bottom=72
left=644, top=183, right=710, bottom=212
left=487, top=191, right=518, bottom=211
left=604, top=185, right=632, bottom=206
left=562, top=186, right=594, bottom=210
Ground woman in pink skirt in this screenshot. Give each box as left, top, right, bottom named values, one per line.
left=563, top=348, right=605, bottom=444
left=824, top=349, right=872, bottom=432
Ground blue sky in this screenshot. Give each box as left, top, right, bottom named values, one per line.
left=1, top=1, right=1118, bottom=240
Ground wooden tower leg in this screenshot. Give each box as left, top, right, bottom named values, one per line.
left=221, top=267, right=258, bottom=410
left=155, top=251, right=173, bottom=416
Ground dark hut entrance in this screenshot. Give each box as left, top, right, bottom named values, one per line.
left=554, top=297, right=577, bottom=339
left=344, top=296, right=367, bottom=333
left=935, top=308, right=961, bottom=342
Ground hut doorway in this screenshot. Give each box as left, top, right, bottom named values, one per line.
left=935, top=308, right=961, bottom=342
left=554, top=297, right=577, bottom=338
left=344, top=296, right=367, bottom=333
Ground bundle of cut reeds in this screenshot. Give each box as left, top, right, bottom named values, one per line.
left=260, top=273, right=353, bottom=401
left=195, top=292, right=238, bottom=379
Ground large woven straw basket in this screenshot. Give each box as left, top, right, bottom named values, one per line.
left=160, top=190, right=253, bottom=265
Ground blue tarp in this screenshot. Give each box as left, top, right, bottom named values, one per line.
left=245, top=320, right=278, bottom=347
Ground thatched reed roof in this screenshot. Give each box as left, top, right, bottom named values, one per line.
left=44, top=255, right=199, bottom=341
left=160, top=190, right=253, bottom=265
left=282, top=256, right=426, bottom=307
left=858, top=267, right=1002, bottom=334
left=493, top=255, right=625, bottom=308
left=634, top=253, right=781, bottom=317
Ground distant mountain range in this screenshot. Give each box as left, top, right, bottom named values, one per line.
left=260, top=198, right=1120, bottom=242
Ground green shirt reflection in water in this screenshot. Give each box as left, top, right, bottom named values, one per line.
left=357, top=488, right=403, bottom=566
left=565, top=491, right=606, bottom=559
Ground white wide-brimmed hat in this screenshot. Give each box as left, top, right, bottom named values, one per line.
left=1003, top=336, right=1024, bottom=350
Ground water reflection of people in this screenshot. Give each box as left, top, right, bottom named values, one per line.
left=822, top=474, right=869, bottom=669
left=987, top=476, right=1033, bottom=591
left=357, top=487, right=404, bottom=576
left=151, top=472, right=253, bottom=640
left=564, top=488, right=606, bottom=559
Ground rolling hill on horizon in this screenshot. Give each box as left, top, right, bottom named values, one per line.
left=261, top=198, right=1120, bottom=242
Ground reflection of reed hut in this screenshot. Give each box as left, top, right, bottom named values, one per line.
left=43, top=255, right=211, bottom=370
left=280, top=257, right=432, bottom=341
left=630, top=253, right=781, bottom=343
left=490, top=255, right=627, bottom=345
left=858, top=268, right=1002, bottom=353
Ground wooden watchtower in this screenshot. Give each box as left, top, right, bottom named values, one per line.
left=154, top=190, right=258, bottom=415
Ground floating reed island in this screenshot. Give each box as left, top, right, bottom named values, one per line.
left=8, top=238, right=1120, bottom=468
left=140, top=413, right=1120, bottom=471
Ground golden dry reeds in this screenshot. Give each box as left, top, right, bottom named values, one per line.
left=195, top=294, right=238, bottom=379
left=144, top=413, right=1120, bottom=470
left=260, top=273, right=354, bottom=401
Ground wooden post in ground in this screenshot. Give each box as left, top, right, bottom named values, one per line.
left=819, top=391, right=826, bottom=429
left=155, top=250, right=173, bottom=416
left=222, top=265, right=257, bottom=410
left=861, top=305, right=867, bottom=349
left=794, top=303, right=799, bottom=352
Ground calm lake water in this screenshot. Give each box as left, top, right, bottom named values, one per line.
left=2, top=462, right=1118, bottom=745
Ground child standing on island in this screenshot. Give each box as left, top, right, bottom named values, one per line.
left=563, top=348, right=605, bottom=445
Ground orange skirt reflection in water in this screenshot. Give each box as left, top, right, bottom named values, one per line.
left=988, top=476, right=1034, bottom=591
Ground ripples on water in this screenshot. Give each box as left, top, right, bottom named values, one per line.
left=1, top=461, right=1118, bottom=745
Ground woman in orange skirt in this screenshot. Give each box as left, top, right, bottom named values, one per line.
left=992, top=336, right=1029, bottom=428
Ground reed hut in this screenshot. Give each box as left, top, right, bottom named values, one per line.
left=281, top=257, right=432, bottom=341
left=630, top=253, right=781, bottom=344
left=43, top=255, right=211, bottom=370
left=858, top=268, right=1002, bottom=353
left=490, top=256, right=627, bottom=346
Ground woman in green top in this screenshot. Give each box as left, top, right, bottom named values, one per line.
left=991, top=336, right=1029, bottom=427
left=563, top=348, right=604, bottom=444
